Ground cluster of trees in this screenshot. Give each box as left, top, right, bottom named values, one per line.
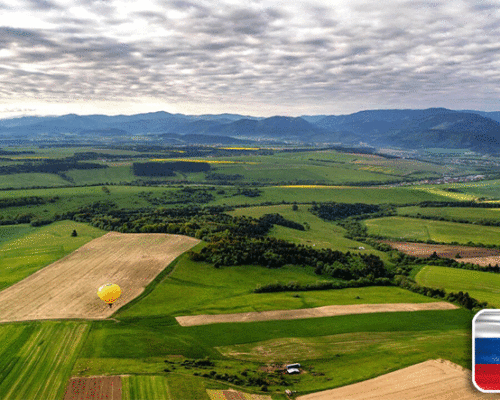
left=137, top=188, right=214, bottom=205
left=0, top=196, right=59, bottom=209
left=0, top=149, right=35, bottom=155
left=336, top=219, right=368, bottom=239
left=132, top=161, right=210, bottom=176
left=259, top=213, right=305, bottom=231
left=254, top=277, right=393, bottom=293
left=234, top=187, right=261, bottom=197
left=0, top=159, right=106, bottom=174
left=394, top=275, right=488, bottom=311
left=418, top=201, right=500, bottom=208
left=190, top=237, right=390, bottom=279
left=310, top=202, right=381, bottom=221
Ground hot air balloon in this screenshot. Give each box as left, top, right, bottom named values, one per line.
left=97, top=283, right=121, bottom=308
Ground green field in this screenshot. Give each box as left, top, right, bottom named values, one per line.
left=76, top=308, right=472, bottom=394
left=0, top=221, right=105, bottom=290
left=122, top=375, right=170, bottom=400
left=0, top=321, right=90, bottom=400
left=213, top=186, right=452, bottom=207
left=0, top=173, right=70, bottom=189
left=440, top=179, right=500, bottom=200
left=416, top=265, right=500, bottom=307
left=397, top=206, right=500, bottom=222
left=116, top=251, right=436, bottom=319
left=365, top=216, right=500, bottom=245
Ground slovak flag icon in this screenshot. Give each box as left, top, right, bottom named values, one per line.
left=473, top=310, right=500, bottom=392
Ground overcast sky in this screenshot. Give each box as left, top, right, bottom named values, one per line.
left=0, top=0, right=499, bottom=117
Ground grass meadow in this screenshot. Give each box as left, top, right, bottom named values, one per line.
left=416, top=265, right=500, bottom=307
left=122, top=375, right=170, bottom=400
left=0, top=221, right=105, bottom=290
left=397, top=206, right=500, bottom=222
left=0, top=321, right=90, bottom=400
left=364, top=216, right=500, bottom=245
left=76, top=308, right=472, bottom=394
left=115, top=251, right=436, bottom=319
left=0, top=173, right=69, bottom=189
left=213, top=186, right=452, bottom=207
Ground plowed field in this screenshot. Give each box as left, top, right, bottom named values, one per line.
left=0, top=232, right=199, bottom=322
left=176, top=302, right=457, bottom=326
left=381, top=240, right=500, bottom=258
left=63, top=376, right=121, bottom=400
left=297, top=359, right=500, bottom=400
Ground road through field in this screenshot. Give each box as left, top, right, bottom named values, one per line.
left=297, top=359, right=500, bottom=400
left=0, top=232, right=199, bottom=322
left=176, top=302, right=457, bottom=326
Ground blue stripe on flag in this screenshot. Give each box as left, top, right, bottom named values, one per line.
left=476, top=338, right=500, bottom=364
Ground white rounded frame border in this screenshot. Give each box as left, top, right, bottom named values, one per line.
left=472, top=309, right=500, bottom=393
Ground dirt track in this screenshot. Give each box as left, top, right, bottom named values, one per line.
left=175, top=302, right=457, bottom=326
left=0, top=232, right=199, bottom=322
left=297, top=359, right=500, bottom=400
left=63, top=376, right=121, bottom=400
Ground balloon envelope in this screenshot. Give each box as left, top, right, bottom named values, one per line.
left=97, top=283, right=121, bottom=304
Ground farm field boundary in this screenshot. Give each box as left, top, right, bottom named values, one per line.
left=0, top=232, right=199, bottom=323
left=297, top=359, right=496, bottom=400
left=63, top=376, right=122, bottom=400
left=176, top=302, right=457, bottom=326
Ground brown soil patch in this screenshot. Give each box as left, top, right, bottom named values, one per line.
left=63, top=376, right=121, bottom=400
left=0, top=232, right=199, bottom=322
left=175, top=302, right=457, bottom=326
left=456, top=256, right=500, bottom=267
left=381, top=240, right=500, bottom=258
left=297, top=359, right=500, bottom=400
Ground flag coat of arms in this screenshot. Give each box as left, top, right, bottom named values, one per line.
left=473, top=310, right=500, bottom=392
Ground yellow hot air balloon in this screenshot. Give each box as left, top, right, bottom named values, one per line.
left=97, top=283, right=121, bottom=308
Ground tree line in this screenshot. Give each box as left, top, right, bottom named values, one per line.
left=189, top=236, right=390, bottom=280
left=0, top=159, right=106, bottom=174
left=132, top=161, right=210, bottom=176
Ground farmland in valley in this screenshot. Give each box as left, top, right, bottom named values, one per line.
left=1, top=145, right=497, bottom=399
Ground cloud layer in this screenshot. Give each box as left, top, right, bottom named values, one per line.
left=1, top=0, right=499, bottom=115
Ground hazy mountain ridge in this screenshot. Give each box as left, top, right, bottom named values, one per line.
left=1, top=108, right=499, bottom=151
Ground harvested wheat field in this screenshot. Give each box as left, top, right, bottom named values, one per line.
left=297, top=359, right=500, bottom=400
left=381, top=240, right=500, bottom=259
left=63, top=376, right=121, bottom=400
left=0, top=232, right=199, bottom=322
left=176, top=302, right=457, bottom=326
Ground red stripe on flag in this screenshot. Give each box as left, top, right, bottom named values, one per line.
left=475, top=364, right=500, bottom=390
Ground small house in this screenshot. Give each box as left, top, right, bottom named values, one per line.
left=286, top=363, right=301, bottom=374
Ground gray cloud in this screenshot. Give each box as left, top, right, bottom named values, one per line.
left=1, top=0, right=500, bottom=114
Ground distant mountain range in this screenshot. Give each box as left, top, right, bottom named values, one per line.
left=1, top=108, right=500, bottom=152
